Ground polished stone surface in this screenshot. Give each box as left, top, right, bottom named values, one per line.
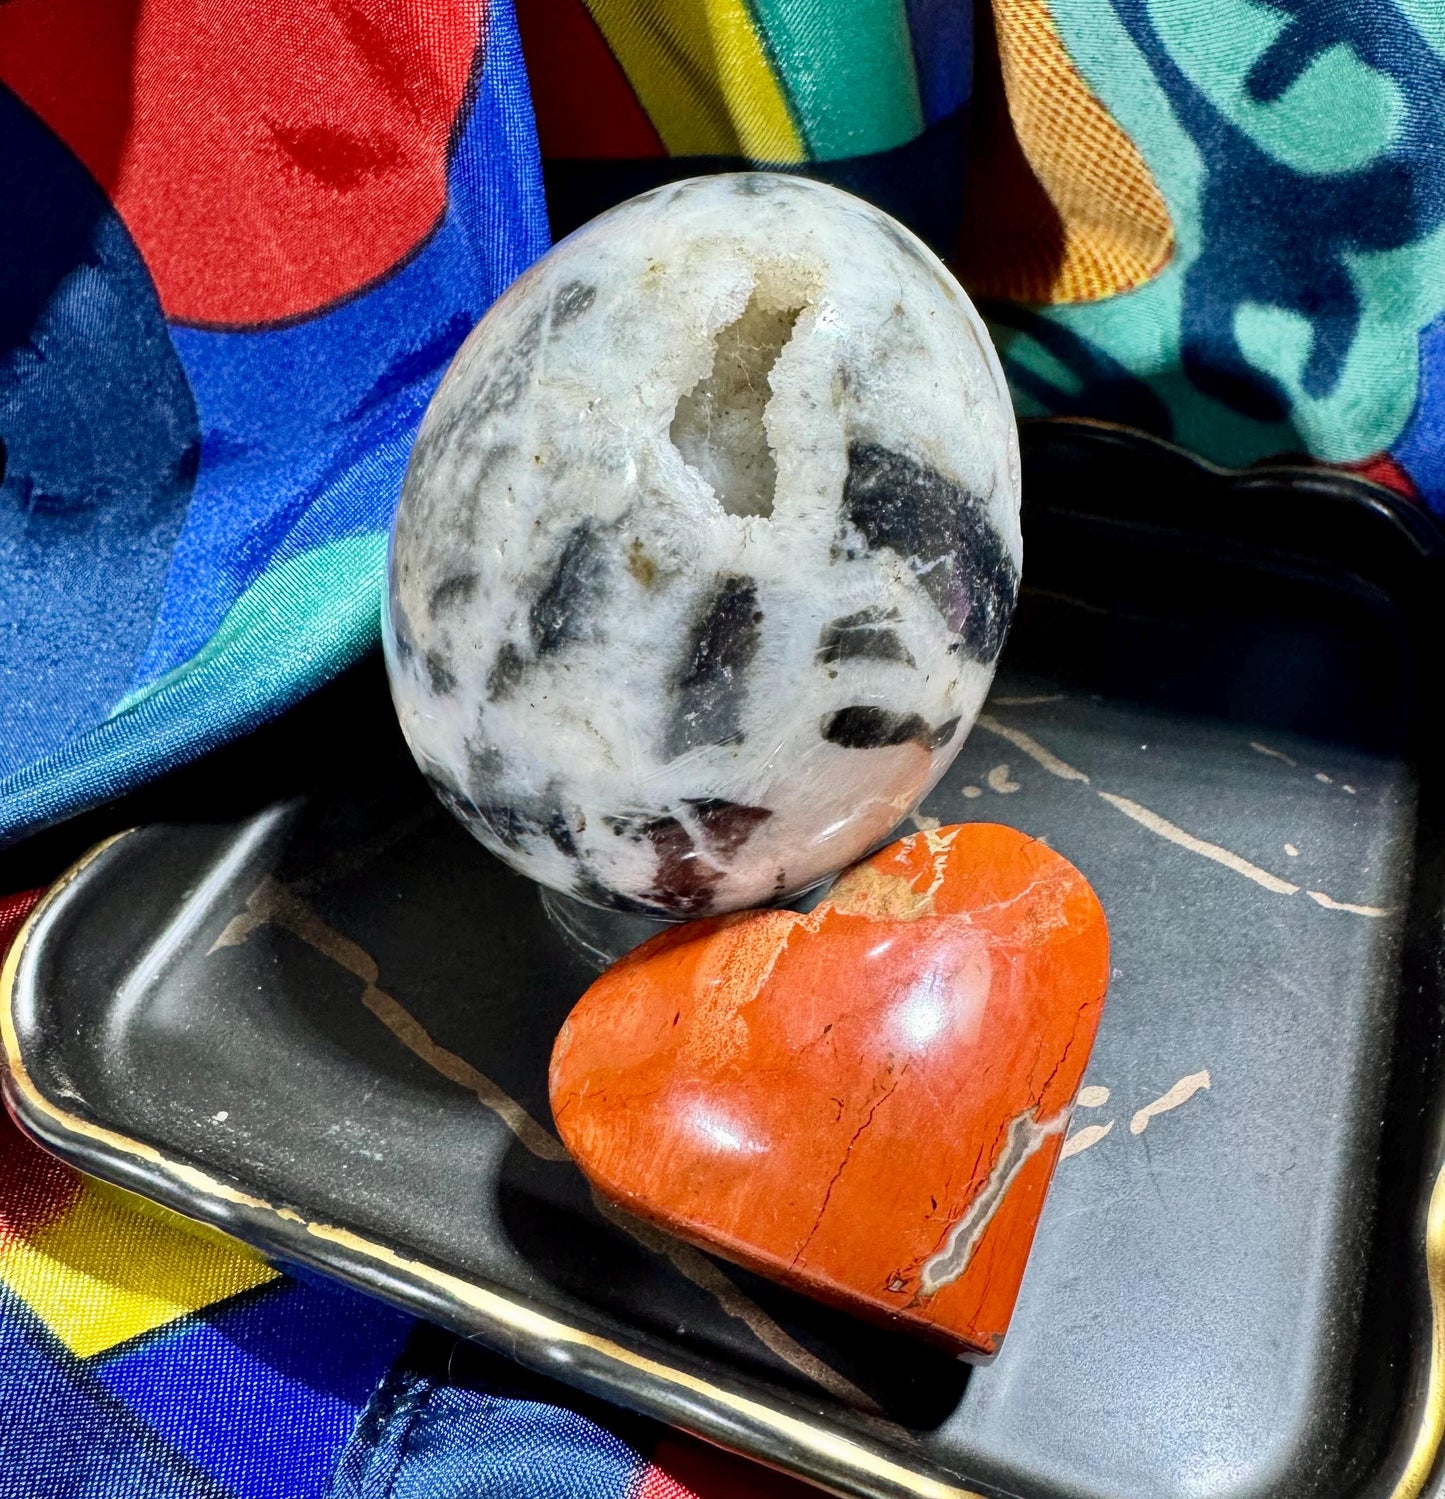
left=549, top=823, right=1109, bottom=1357
left=385, top=174, right=1021, bottom=916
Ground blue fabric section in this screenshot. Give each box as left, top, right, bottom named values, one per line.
left=1393, top=307, right=1445, bottom=508
left=0, top=0, right=547, bottom=843
left=903, top=0, right=972, bottom=124
left=96, top=1280, right=413, bottom=1499
left=139, top=3, right=549, bottom=688
left=0, top=84, right=199, bottom=780
left=328, top=1366, right=645, bottom=1499
left=0, top=1293, right=224, bottom=1499
left=0, top=531, right=385, bottom=841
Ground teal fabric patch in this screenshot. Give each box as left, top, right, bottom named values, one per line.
left=992, top=0, right=1445, bottom=502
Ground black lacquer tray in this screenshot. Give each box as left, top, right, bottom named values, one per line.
left=6, top=421, right=1445, bottom=1499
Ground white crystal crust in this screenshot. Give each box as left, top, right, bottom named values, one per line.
left=385, top=174, right=1021, bottom=917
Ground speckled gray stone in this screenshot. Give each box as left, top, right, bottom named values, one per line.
left=385, top=174, right=1021, bottom=917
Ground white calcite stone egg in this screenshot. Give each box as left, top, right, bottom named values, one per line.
left=385, top=174, right=1021, bottom=918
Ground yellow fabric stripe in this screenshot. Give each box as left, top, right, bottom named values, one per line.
left=583, top=0, right=805, bottom=162
left=0, top=1176, right=275, bottom=1358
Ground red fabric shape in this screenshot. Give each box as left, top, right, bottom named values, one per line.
left=515, top=0, right=664, bottom=160
left=0, top=890, right=41, bottom=961
left=0, top=1109, right=80, bottom=1251
left=1340, top=452, right=1420, bottom=501
left=0, top=0, right=486, bottom=327
left=635, top=1434, right=821, bottom=1498
left=0, top=890, right=81, bottom=1249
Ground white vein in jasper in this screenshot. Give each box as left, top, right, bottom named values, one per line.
left=918, top=1107, right=1068, bottom=1295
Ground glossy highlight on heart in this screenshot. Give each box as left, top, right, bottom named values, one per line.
left=550, top=823, right=1110, bottom=1357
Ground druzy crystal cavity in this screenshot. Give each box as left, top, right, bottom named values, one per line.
left=385, top=174, right=1022, bottom=917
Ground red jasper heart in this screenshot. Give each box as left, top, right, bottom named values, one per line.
left=550, top=823, right=1110, bottom=1358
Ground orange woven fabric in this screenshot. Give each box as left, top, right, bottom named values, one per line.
left=956, top=0, right=1174, bottom=305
